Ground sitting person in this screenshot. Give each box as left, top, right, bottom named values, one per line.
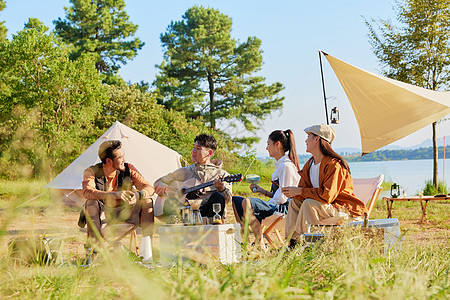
left=81, top=140, right=155, bottom=246
left=282, top=124, right=366, bottom=247
left=154, top=134, right=232, bottom=219
left=232, top=130, right=300, bottom=248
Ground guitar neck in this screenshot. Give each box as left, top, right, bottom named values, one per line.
left=183, top=180, right=215, bottom=194
left=181, top=174, right=242, bottom=195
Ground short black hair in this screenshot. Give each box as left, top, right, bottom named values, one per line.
left=194, top=134, right=217, bottom=151
left=98, top=140, right=122, bottom=164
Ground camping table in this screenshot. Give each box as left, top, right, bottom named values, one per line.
left=383, top=195, right=450, bottom=223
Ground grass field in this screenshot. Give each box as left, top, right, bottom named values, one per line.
left=0, top=179, right=449, bottom=299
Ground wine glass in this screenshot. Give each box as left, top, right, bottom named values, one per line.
left=212, top=203, right=222, bottom=224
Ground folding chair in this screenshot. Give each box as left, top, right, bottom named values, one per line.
left=261, top=174, right=384, bottom=248
left=352, top=174, right=384, bottom=217
left=261, top=212, right=286, bottom=248
left=103, top=223, right=139, bottom=255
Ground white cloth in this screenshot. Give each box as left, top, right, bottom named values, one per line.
left=269, top=155, right=300, bottom=205
left=309, top=161, right=321, bottom=188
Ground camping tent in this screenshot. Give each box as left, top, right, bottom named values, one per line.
left=45, top=121, right=182, bottom=206
left=323, top=52, right=450, bottom=155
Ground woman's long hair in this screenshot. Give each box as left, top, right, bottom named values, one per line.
left=318, top=138, right=350, bottom=173
left=268, top=129, right=300, bottom=171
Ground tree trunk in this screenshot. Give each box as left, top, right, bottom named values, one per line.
left=432, top=122, right=438, bottom=189
left=207, top=73, right=215, bottom=130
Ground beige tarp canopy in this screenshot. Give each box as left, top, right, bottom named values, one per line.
left=323, top=52, right=450, bottom=155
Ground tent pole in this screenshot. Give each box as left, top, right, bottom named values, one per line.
left=319, top=51, right=329, bottom=125
left=443, top=136, right=446, bottom=194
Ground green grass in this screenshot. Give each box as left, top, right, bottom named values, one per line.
left=0, top=179, right=51, bottom=209
left=229, top=158, right=275, bottom=198
left=1, top=179, right=449, bottom=299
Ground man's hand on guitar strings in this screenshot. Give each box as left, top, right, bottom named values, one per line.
left=213, top=177, right=226, bottom=192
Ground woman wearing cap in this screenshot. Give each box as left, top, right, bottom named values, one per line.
left=282, top=124, right=366, bottom=246
left=232, top=130, right=300, bottom=249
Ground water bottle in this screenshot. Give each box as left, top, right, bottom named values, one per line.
left=363, top=212, right=369, bottom=228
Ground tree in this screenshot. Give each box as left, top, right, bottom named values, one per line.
left=366, top=0, right=450, bottom=189
left=154, top=6, right=284, bottom=144
left=53, top=0, right=144, bottom=74
left=0, top=19, right=105, bottom=178
left=96, top=83, right=237, bottom=162
left=0, top=0, right=6, bottom=40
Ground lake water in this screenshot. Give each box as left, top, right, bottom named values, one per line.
left=349, top=158, right=450, bottom=196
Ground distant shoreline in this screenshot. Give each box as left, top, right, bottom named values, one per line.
left=342, top=146, right=449, bottom=162
left=288, top=146, right=450, bottom=164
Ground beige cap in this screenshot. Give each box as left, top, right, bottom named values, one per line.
left=304, top=124, right=336, bottom=144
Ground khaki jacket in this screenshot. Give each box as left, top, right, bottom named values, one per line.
left=155, top=159, right=232, bottom=204
left=294, top=156, right=366, bottom=217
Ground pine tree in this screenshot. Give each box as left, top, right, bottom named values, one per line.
left=154, top=6, right=284, bottom=144
left=54, top=0, right=144, bottom=74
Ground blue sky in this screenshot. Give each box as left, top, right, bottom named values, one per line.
left=2, top=0, right=449, bottom=155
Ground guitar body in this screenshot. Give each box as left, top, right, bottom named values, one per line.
left=153, top=174, right=242, bottom=217
left=154, top=178, right=200, bottom=217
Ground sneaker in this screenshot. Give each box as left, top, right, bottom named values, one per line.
left=81, top=248, right=97, bottom=267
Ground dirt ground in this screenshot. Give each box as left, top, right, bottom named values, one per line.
left=2, top=201, right=449, bottom=260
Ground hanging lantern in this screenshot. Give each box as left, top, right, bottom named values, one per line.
left=330, top=107, right=339, bottom=124
left=390, top=183, right=400, bottom=198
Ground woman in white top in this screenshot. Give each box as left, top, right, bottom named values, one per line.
left=232, top=130, right=300, bottom=248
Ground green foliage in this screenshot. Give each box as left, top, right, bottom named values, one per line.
left=0, top=0, right=6, bottom=40
left=345, top=146, right=450, bottom=162
left=1, top=180, right=450, bottom=298
left=230, top=156, right=277, bottom=196
left=422, top=179, right=448, bottom=195
left=154, top=6, right=284, bottom=143
left=0, top=21, right=105, bottom=179
left=365, top=0, right=450, bottom=187
left=366, top=0, right=450, bottom=89
left=23, top=17, right=49, bottom=31
left=53, top=0, right=144, bottom=75
left=95, top=83, right=238, bottom=163
left=1, top=218, right=450, bottom=298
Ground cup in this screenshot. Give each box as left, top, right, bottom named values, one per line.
left=181, top=206, right=190, bottom=223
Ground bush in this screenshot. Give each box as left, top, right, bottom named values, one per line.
left=422, top=179, right=448, bottom=196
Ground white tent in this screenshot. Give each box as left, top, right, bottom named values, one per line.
left=45, top=121, right=182, bottom=206
left=323, top=52, right=450, bottom=154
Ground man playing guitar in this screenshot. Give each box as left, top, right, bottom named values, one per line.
left=154, top=134, right=232, bottom=219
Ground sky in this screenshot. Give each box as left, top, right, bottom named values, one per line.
left=2, top=0, right=449, bottom=155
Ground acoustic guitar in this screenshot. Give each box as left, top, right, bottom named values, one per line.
left=154, top=174, right=242, bottom=216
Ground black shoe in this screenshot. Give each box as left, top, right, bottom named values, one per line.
left=288, top=239, right=299, bottom=250
left=78, top=210, right=86, bottom=228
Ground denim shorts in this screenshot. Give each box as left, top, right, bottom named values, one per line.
left=232, top=196, right=290, bottom=223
